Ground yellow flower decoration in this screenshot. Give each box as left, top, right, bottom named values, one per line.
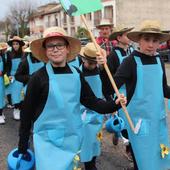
left=4, top=74, right=10, bottom=86
left=160, top=144, right=169, bottom=158
left=73, top=155, right=80, bottom=162
left=73, top=154, right=81, bottom=170
left=73, top=167, right=81, bottom=170
left=97, top=131, right=103, bottom=141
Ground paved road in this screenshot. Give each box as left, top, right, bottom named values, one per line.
left=0, top=63, right=170, bottom=170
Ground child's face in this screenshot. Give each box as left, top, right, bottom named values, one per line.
left=138, top=34, right=160, bottom=56
left=83, top=58, right=97, bottom=70
left=117, top=32, right=131, bottom=45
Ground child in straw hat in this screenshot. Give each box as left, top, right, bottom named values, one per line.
left=78, top=42, right=104, bottom=170
left=17, top=26, right=127, bottom=170
left=15, top=45, right=44, bottom=99
left=0, top=43, right=7, bottom=124
left=5, top=36, right=25, bottom=120
left=102, top=26, right=134, bottom=160
left=101, top=20, right=170, bottom=170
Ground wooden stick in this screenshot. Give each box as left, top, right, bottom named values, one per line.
left=81, top=15, right=136, bottom=133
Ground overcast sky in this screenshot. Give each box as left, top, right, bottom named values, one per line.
left=0, top=0, right=57, bottom=20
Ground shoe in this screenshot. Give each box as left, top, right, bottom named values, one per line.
left=13, top=109, right=20, bottom=120
left=2, top=114, right=5, bottom=120
left=119, top=136, right=129, bottom=145
left=7, top=104, right=14, bottom=109
left=0, top=115, right=5, bottom=124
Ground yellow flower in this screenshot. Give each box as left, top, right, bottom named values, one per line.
left=73, top=167, right=81, bottom=170
left=97, top=131, right=103, bottom=141
left=73, top=155, right=80, bottom=162
left=160, top=144, right=169, bottom=158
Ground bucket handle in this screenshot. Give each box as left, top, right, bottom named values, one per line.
left=16, top=154, right=23, bottom=169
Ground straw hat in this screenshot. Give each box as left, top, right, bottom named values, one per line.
left=80, top=42, right=100, bottom=62
left=30, top=27, right=81, bottom=63
left=7, top=36, right=25, bottom=47
left=109, top=26, right=134, bottom=40
left=127, top=20, right=170, bottom=43
left=0, top=43, right=8, bottom=50
left=24, top=47, right=31, bottom=53
left=96, top=19, right=113, bottom=29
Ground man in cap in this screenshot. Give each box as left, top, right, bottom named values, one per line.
left=96, top=19, right=117, bottom=55
left=101, top=20, right=170, bottom=170
left=18, top=26, right=127, bottom=170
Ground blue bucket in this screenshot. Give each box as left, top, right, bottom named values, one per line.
left=105, top=114, right=125, bottom=133
left=7, top=148, right=35, bottom=170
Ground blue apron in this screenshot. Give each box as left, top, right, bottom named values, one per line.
left=79, top=65, right=104, bottom=162
left=168, top=100, right=170, bottom=110
left=6, top=58, right=23, bottom=104
left=27, top=54, right=44, bottom=75
left=0, top=57, right=5, bottom=109
left=23, top=55, right=44, bottom=94
left=115, top=50, right=127, bottom=127
left=68, top=56, right=80, bottom=68
left=127, top=56, right=170, bottom=170
left=33, top=63, right=83, bottom=170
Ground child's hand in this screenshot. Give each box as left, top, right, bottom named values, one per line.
left=96, top=48, right=107, bottom=66
left=115, top=94, right=127, bottom=106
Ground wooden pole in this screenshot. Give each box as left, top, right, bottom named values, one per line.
left=81, top=15, right=136, bottom=133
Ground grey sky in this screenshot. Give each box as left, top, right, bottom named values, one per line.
left=0, top=0, right=57, bottom=20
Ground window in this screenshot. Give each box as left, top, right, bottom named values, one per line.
left=104, top=6, right=113, bottom=21
left=94, top=10, right=102, bottom=25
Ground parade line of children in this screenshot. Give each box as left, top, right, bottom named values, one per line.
left=1, top=19, right=170, bottom=170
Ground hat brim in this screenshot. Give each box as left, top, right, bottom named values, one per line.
left=30, top=35, right=81, bottom=63
left=79, top=47, right=97, bottom=62
left=7, top=40, right=25, bottom=47
left=96, top=24, right=113, bottom=29
left=127, top=31, right=170, bottom=43
left=109, top=27, right=134, bottom=40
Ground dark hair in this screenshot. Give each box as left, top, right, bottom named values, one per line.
left=10, top=42, right=24, bottom=58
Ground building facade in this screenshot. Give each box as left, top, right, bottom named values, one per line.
left=29, top=0, right=170, bottom=38
left=29, top=0, right=116, bottom=38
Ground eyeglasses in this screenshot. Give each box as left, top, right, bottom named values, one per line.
left=45, top=43, right=66, bottom=50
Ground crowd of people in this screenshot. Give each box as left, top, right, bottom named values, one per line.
left=1, top=18, right=170, bottom=170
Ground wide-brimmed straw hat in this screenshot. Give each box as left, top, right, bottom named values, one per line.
left=0, top=43, right=8, bottom=50
left=96, top=19, right=113, bottom=29
left=127, top=20, right=170, bottom=43
left=24, top=47, right=31, bottom=53
left=109, top=26, right=134, bottom=40
left=7, top=36, right=25, bottom=47
left=80, top=42, right=100, bottom=62
left=30, top=27, right=81, bottom=63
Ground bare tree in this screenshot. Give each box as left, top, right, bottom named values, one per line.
left=7, top=0, right=37, bottom=37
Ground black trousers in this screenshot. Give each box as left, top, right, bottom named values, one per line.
left=84, top=156, right=97, bottom=170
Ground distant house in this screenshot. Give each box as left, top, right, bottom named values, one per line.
left=29, top=0, right=170, bottom=38
left=29, top=0, right=116, bottom=37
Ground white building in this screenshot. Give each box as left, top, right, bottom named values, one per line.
left=29, top=0, right=116, bottom=37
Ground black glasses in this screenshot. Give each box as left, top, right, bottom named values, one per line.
left=45, top=43, right=66, bottom=50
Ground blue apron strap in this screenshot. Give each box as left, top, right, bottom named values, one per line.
left=27, top=54, right=31, bottom=63
left=115, top=49, right=124, bottom=64
left=46, top=62, right=64, bottom=107
left=134, top=56, right=143, bottom=98
left=79, top=65, right=82, bottom=71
